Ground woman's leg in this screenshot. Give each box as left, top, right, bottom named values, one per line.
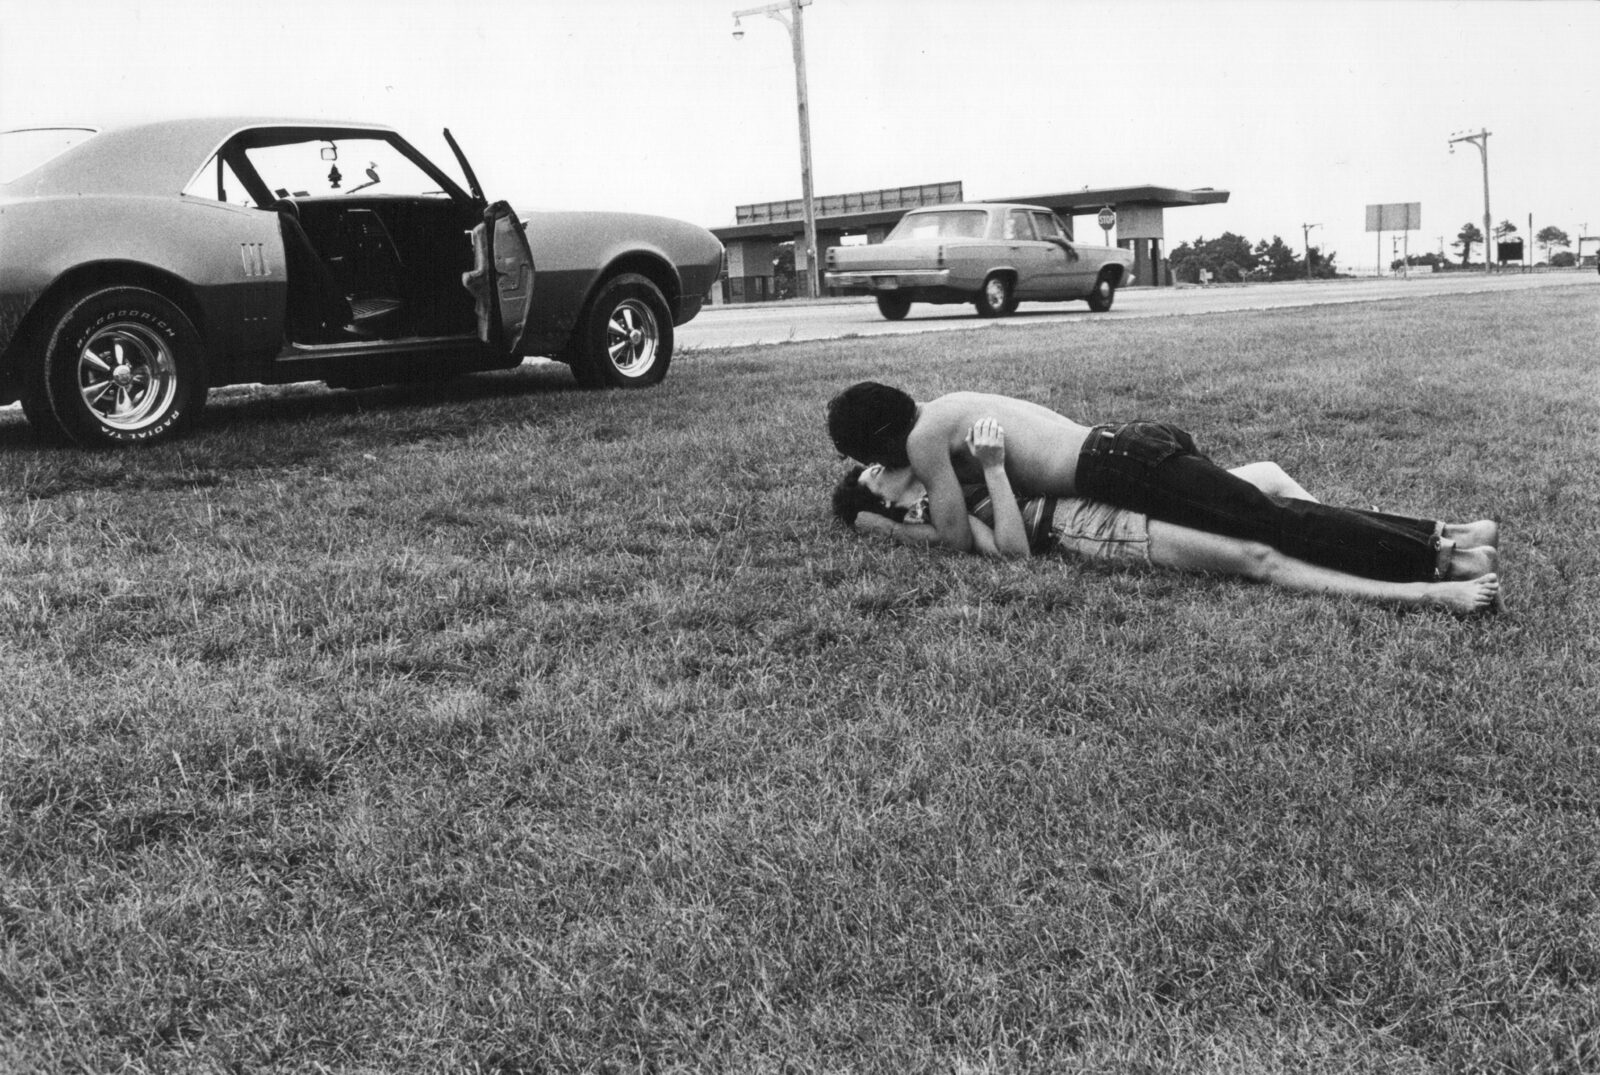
left=1079, top=425, right=1444, bottom=582
left=1227, top=461, right=1320, bottom=502
left=1146, top=520, right=1500, bottom=614
left=1231, top=462, right=1499, bottom=550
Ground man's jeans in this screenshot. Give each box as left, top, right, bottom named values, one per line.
left=1076, top=422, right=1441, bottom=582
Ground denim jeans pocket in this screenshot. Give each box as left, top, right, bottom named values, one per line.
left=1112, top=422, right=1196, bottom=468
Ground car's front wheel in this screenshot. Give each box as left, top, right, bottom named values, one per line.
left=875, top=294, right=912, bottom=321
left=973, top=274, right=1016, bottom=318
left=570, top=273, right=673, bottom=388
left=1087, top=272, right=1117, bottom=312
left=39, top=287, right=206, bottom=446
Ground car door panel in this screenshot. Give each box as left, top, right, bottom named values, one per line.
left=463, top=200, right=536, bottom=354
left=1003, top=210, right=1052, bottom=299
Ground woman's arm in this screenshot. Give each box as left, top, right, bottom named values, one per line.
left=967, top=418, right=1030, bottom=559
left=853, top=513, right=944, bottom=547
left=859, top=510, right=1007, bottom=557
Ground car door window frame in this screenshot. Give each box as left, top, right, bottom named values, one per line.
left=1005, top=210, right=1037, bottom=241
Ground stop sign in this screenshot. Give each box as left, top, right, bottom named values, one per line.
left=1097, top=207, right=1117, bottom=231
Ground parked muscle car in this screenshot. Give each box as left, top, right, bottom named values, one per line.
left=0, top=117, right=724, bottom=445
left=824, top=202, right=1135, bottom=321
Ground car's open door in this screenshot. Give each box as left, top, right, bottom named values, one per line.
left=462, top=199, right=535, bottom=354
left=444, top=130, right=534, bottom=353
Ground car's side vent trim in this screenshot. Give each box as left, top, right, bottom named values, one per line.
left=239, top=243, right=271, bottom=277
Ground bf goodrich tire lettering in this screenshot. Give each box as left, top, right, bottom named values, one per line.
left=41, top=287, right=206, bottom=446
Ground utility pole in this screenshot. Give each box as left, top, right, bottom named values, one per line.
left=1449, top=129, right=1492, bottom=274
left=734, top=0, right=820, bottom=299
left=1301, top=223, right=1320, bottom=281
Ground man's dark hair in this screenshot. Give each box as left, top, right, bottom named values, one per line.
left=830, top=465, right=908, bottom=528
left=826, top=382, right=916, bottom=468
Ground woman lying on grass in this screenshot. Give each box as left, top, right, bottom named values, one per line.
left=832, top=418, right=1501, bottom=615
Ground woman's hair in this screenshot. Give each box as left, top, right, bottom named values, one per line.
left=826, top=382, right=917, bottom=468
left=831, top=465, right=908, bottom=528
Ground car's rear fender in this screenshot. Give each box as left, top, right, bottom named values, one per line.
left=0, top=261, right=210, bottom=405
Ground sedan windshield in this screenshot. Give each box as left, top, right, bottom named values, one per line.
left=887, top=209, right=990, bottom=241
left=0, top=128, right=96, bottom=184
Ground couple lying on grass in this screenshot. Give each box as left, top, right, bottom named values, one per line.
left=827, top=382, right=1502, bottom=615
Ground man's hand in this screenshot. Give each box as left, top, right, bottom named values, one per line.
left=966, top=417, right=1006, bottom=469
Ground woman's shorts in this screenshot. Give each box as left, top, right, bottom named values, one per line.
left=1049, top=498, right=1151, bottom=566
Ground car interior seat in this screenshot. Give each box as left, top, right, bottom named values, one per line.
left=276, top=204, right=357, bottom=342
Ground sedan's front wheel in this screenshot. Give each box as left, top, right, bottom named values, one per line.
left=40, top=287, right=206, bottom=447
left=973, top=274, right=1016, bottom=318
left=1087, top=272, right=1117, bottom=312
left=570, top=273, right=673, bottom=388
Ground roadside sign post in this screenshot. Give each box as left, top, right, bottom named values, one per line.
left=1097, top=206, right=1116, bottom=245
left=1366, top=202, right=1421, bottom=277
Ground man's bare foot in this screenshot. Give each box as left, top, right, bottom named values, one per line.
left=1448, top=544, right=1498, bottom=581
left=1428, top=573, right=1500, bottom=615
left=1445, top=519, right=1499, bottom=549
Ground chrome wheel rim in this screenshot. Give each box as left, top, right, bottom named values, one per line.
left=1096, top=281, right=1111, bottom=301
left=77, top=322, right=179, bottom=431
left=605, top=299, right=660, bottom=378
left=984, top=278, right=1008, bottom=309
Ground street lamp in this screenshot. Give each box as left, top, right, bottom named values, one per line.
left=1301, top=222, right=1321, bottom=281
left=1449, top=128, right=1492, bottom=274
left=733, top=0, right=820, bottom=299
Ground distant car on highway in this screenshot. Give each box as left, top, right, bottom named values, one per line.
left=823, top=202, right=1136, bottom=320
left=0, top=117, right=724, bottom=446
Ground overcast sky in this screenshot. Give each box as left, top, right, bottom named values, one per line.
left=4, top=0, right=1596, bottom=271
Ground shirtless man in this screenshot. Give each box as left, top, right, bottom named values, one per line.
left=825, top=381, right=1499, bottom=585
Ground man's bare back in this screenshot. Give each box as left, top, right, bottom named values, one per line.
left=909, top=392, right=1090, bottom=496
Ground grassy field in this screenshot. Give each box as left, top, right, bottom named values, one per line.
left=3, top=287, right=1599, bottom=1073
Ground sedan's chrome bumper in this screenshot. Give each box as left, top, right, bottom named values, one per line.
left=825, top=269, right=952, bottom=291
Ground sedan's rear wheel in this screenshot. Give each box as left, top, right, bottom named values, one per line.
left=41, top=287, right=206, bottom=446
left=974, top=274, right=1016, bottom=318
left=570, top=273, right=673, bottom=388
left=875, top=294, right=912, bottom=321
left=1087, top=272, right=1117, bottom=312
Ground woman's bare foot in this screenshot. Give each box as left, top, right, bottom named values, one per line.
left=1448, top=544, right=1498, bottom=581
left=1445, top=519, right=1499, bottom=549
left=1428, top=573, right=1500, bottom=615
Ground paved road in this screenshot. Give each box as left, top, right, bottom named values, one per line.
left=679, top=270, right=1598, bottom=351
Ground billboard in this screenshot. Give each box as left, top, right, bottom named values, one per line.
left=1366, top=203, right=1422, bottom=231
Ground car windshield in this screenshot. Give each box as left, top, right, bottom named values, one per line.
left=0, top=127, right=96, bottom=184
left=887, top=209, right=990, bottom=241
left=242, top=135, right=451, bottom=200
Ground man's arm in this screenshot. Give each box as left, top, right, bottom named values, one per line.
left=907, top=428, right=973, bottom=552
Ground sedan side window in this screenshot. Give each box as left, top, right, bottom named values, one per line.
left=1005, top=211, right=1036, bottom=241
left=1031, top=212, right=1062, bottom=240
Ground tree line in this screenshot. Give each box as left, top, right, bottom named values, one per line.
left=1170, top=223, right=1581, bottom=283
left=1168, top=234, right=1337, bottom=284
left=1446, top=222, right=1577, bottom=269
